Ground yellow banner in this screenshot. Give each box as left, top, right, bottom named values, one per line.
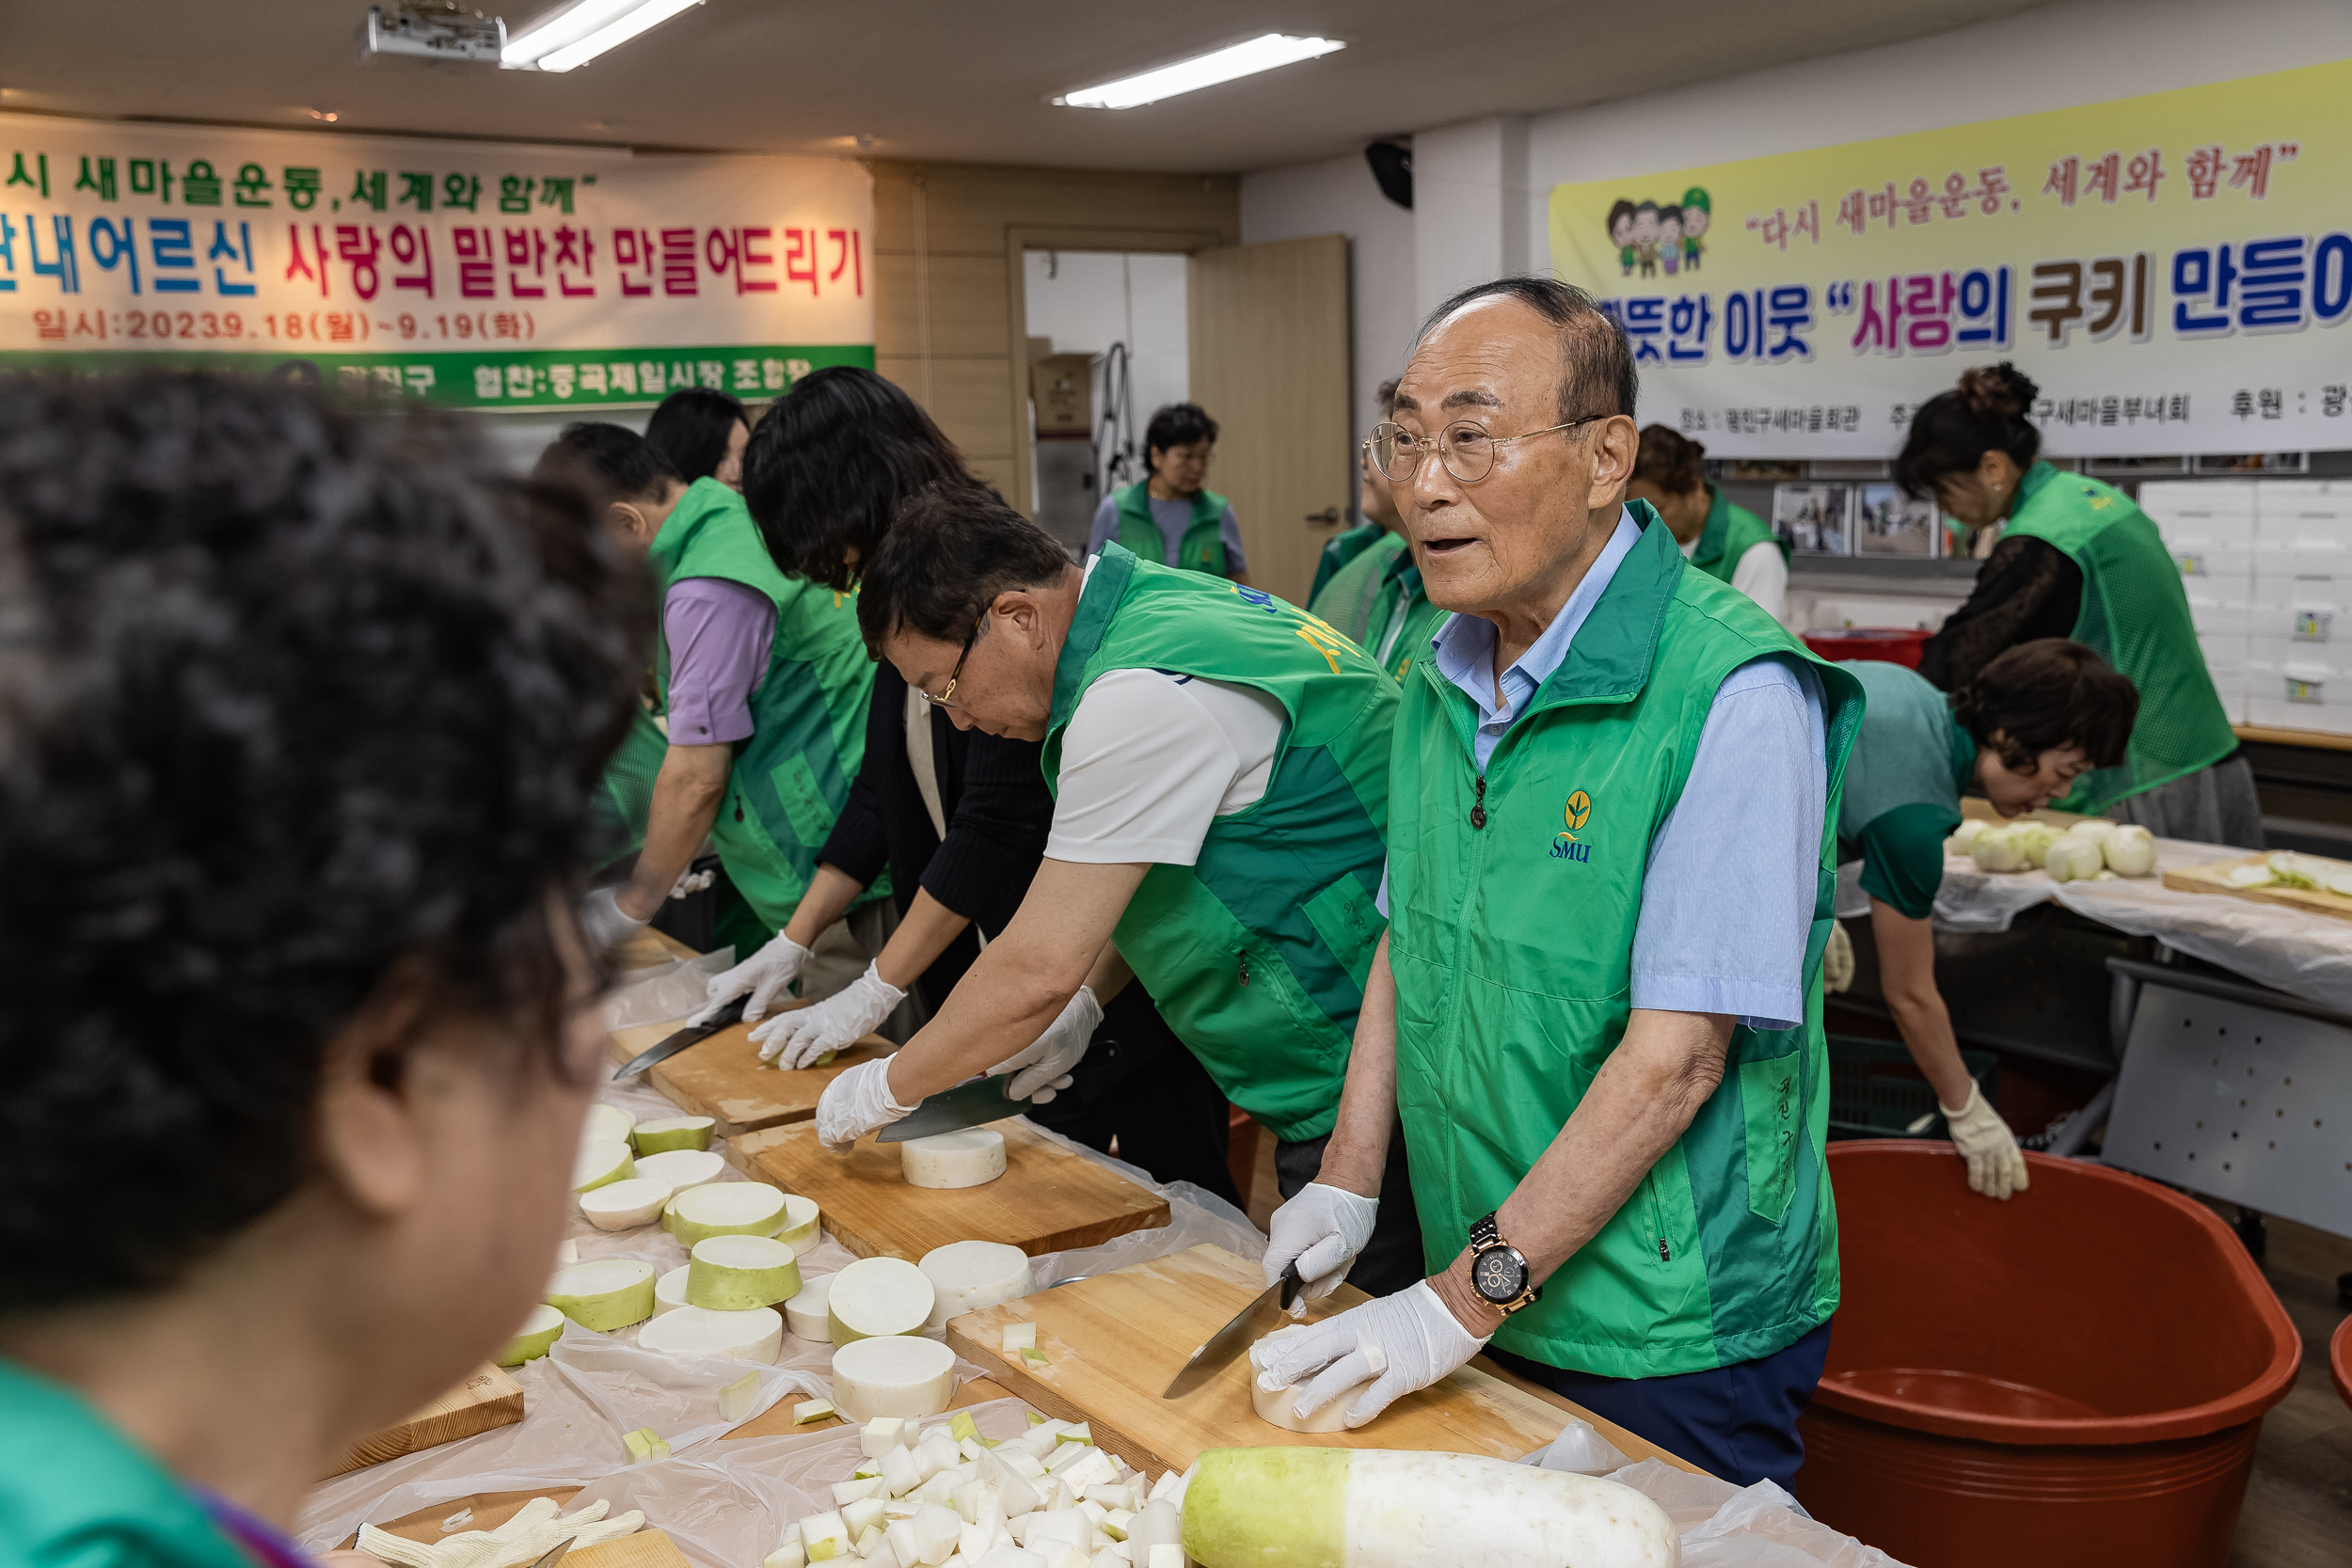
left=1547, top=59, right=2352, bottom=455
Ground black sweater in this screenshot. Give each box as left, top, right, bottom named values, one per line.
left=817, top=664, right=1055, bottom=1008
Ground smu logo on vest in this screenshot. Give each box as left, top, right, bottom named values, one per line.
left=1549, top=788, right=1593, bottom=863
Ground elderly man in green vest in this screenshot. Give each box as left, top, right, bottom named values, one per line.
left=555, top=425, right=883, bottom=980
left=816, top=484, right=1428, bottom=1293
left=1251, top=278, right=1864, bottom=1490
left=1086, top=402, right=1251, bottom=582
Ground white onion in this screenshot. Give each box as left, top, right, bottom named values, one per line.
left=2044, top=837, right=2106, bottom=883
left=830, top=1334, right=958, bottom=1422
left=2105, top=824, right=2157, bottom=877
left=1946, top=819, right=1987, bottom=854
left=1971, top=826, right=2026, bottom=873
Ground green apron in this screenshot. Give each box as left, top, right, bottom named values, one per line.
left=1363, top=552, right=1454, bottom=684
left=1308, top=531, right=1407, bottom=645
left=1113, top=482, right=1234, bottom=578
left=1042, top=544, right=1395, bottom=1142
left=1689, top=486, right=1788, bottom=584
left=644, top=478, right=879, bottom=930
left=2001, top=463, right=2236, bottom=814
left=0, top=1358, right=259, bottom=1568
left=1836, top=659, right=1976, bottom=920
left=1310, top=521, right=1391, bottom=605
left=1387, top=502, right=1864, bottom=1378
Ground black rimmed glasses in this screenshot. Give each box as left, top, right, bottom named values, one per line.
left=913, top=615, right=984, bottom=711
left=1368, top=415, right=1604, bottom=483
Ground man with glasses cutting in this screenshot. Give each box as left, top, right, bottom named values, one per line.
left=1250, top=278, right=1864, bottom=1489
left=813, top=483, right=1429, bottom=1296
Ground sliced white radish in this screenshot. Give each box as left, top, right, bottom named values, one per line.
left=919, top=1241, right=1033, bottom=1331
left=656, top=1264, right=692, bottom=1317
left=900, top=1129, right=1006, bottom=1190
left=795, top=1398, right=837, bottom=1425
left=775, top=1193, right=823, bottom=1256
left=573, top=1140, right=635, bottom=1194
left=1248, top=1327, right=1363, bottom=1433
left=499, top=1303, right=565, bottom=1366
left=665, top=1181, right=789, bottom=1246
left=831, top=1333, right=958, bottom=1422
left=547, top=1259, right=657, bottom=1331
left=583, top=1103, right=636, bottom=1148
left=580, top=1176, right=673, bottom=1231
left=632, top=1115, right=715, bottom=1154
left=787, top=1274, right=836, bottom=1341
left=1001, top=1323, right=1037, bottom=1354
left=636, top=1148, right=725, bottom=1193
left=554, top=1238, right=579, bottom=1268
left=828, top=1256, right=936, bottom=1345
left=637, top=1304, right=784, bottom=1363
left=688, top=1233, right=803, bottom=1310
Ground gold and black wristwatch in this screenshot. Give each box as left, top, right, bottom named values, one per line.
left=1467, top=1211, right=1544, bottom=1316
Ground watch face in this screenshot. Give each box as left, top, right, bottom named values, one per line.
left=1472, top=1246, right=1525, bottom=1304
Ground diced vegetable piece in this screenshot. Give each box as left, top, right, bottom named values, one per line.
left=636, top=1305, right=785, bottom=1364
left=631, top=1114, right=715, bottom=1154
left=852, top=1524, right=885, bottom=1560
left=949, top=1410, right=979, bottom=1443
left=829, top=1256, right=937, bottom=1345
left=498, top=1304, right=565, bottom=1366
left=883, top=1521, right=921, bottom=1568
left=665, top=1181, right=791, bottom=1246
left=834, top=1478, right=885, bottom=1506
left=900, top=1129, right=1008, bottom=1190
left=572, top=1139, right=635, bottom=1195
left=1021, top=1347, right=1049, bottom=1366
left=843, top=1499, right=888, bottom=1540
left=1025, top=1411, right=1046, bottom=1426
left=997, top=1448, right=1047, bottom=1480
left=1001, top=1323, right=1038, bottom=1355
left=918, top=1240, right=1033, bottom=1331
left=687, top=1233, right=803, bottom=1310
left=916, top=1431, right=962, bottom=1480
left=1101, top=1509, right=1134, bottom=1543
left=635, top=1148, right=726, bottom=1193
left=620, top=1426, right=671, bottom=1464
left=912, top=1504, right=962, bottom=1566
left=795, top=1398, right=838, bottom=1426
left=1146, top=1547, right=1183, bottom=1568
left=914, top=1472, right=959, bottom=1509
left=1054, top=1422, right=1092, bottom=1446
left=881, top=1444, right=923, bottom=1497
left=863, top=1416, right=911, bottom=1456
left=762, top=1539, right=806, bottom=1568
left=546, top=1259, right=657, bottom=1331
left=720, top=1370, right=763, bottom=1422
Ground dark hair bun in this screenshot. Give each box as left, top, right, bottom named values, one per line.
left=1958, top=362, right=2038, bottom=420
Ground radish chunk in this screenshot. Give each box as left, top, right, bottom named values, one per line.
left=919, top=1241, right=1033, bottom=1330
left=498, top=1304, right=565, bottom=1366
left=637, top=1304, right=785, bottom=1363
left=775, top=1193, right=823, bottom=1255
left=632, top=1115, right=715, bottom=1154
left=580, top=1176, right=672, bottom=1231
left=828, top=1256, right=936, bottom=1344
left=787, top=1274, right=836, bottom=1341
left=900, top=1128, right=1007, bottom=1190
left=573, top=1140, right=635, bottom=1194
left=655, top=1264, right=693, bottom=1317
left=720, top=1370, right=764, bottom=1422
left=635, top=1148, right=725, bottom=1193
left=547, top=1259, right=657, bottom=1331
left=665, top=1181, right=790, bottom=1246
left=688, top=1234, right=803, bottom=1310
left=831, top=1335, right=959, bottom=1422
left=583, top=1103, right=636, bottom=1148
left=1182, top=1447, right=1679, bottom=1568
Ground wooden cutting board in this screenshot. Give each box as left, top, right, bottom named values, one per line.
left=607, top=1012, right=891, bottom=1139
left=946, top=1244, right=1708, bottom=1481
left=727, top=1117, right=1169, bottom=1260
left=723, top=1376, right=1017, bottom=1440
left=2163, top=852, right=2352, bottom=924
left=326, top=1365, right=524, bottom=1478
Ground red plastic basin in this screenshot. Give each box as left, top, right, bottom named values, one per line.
left=1801, top=626, right=1930, bottom=668
left=1796, top=1143, right=2300, bottom=1568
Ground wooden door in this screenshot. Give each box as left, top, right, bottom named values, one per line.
left=1187, top=235, right=1352, bottom=607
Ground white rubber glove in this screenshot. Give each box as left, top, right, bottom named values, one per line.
left=816, top=1056, right=914, bottom=1149
left=1249, top=1279, right=1487, bottom=1429
left=692, top=931, right=812, bottom=1026
left=753, top=961, right=903, bottom=1068
left=1263, top=1182, right=1381, bottom=1310
left=579, top=886, right=646, bottom=953
left=988, top=985, right=1101, bottom=1103
left=1943, top=1080, right=2029, bottom=1200
left=1822, top=919, right=1854, bottom=994
left=668, top=864, right=716, bottom=898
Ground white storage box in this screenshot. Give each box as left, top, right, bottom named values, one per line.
left=2203, top=657, right=2250, bottom=724
left=2175, top=544, right=2257, bottom=584
left=2247, top=657, right=2352, bottom=732
left=2140, top=480, right=2259, bottom=522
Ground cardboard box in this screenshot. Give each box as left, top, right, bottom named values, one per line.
left=1031, top=354, right=1093, bottom=437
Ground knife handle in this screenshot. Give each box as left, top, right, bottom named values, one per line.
left=1275, top=1259, right=1303, bottom=1314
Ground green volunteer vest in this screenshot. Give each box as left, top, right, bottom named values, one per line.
left=1310, top=521, right=1391, bottom=604
left=0, top=1359, right=257, bottom=1568
left=1041, top=545, right=1396, bottom=1142
left=1388, top=502, right=1864, bottom=1379
left=2002, top=462, right=2236, bottom=813
left=1836, top=659, right=1975, bottom=918
left=1689, top=487, right=1788, bottom=584
left=644, top=479, right=878, bottom=929
left=1114, top=482, right=1234, bottom=578
left=1363, top=554, right=1454, bottom=683
left=1308, top=531, right=1407, bottom=645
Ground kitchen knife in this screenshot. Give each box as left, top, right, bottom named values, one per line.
left=611, top=994, right=747, bottom=1082
left=876, top=1073, right=1021, bottom=1143
left=1160, top=1262, right=1302, bottom=1400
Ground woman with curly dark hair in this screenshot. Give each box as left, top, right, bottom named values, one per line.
left=1899, top=363, right=2252, bottom=844
left=0, top=373, right=645, bottom=1567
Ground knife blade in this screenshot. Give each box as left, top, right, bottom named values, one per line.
left=877, top=1074, right=1020, bottom=1143
left=612, top=994, right=747, bottom=1082
left=1160, top=1262, right=1302, bottom=1400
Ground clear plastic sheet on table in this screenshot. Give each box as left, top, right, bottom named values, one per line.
left=604, top=949, right=736, bottom=1035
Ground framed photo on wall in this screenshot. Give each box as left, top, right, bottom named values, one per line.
left=1775, top=483, right=1852, bottom=556
left=1853, top=483, right=1939, bottom=559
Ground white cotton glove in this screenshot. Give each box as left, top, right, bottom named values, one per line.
left=988, top=985, right=1102, bottom=1103
left=816, top=1055, right=915, bottom=1149
left=691, top=930, right=812, bottom=1026
left=579, top=886, right=647, bottom=953
left=1822, top=920, right=1855, bottom=994
left=754, top=961, right=905, bottom=1068
left=1263, top=1182, right=1381, bottom=1310
left=1249, top=1279, right=1487, bottom=1429
left=1943, top=1080, right=2029, bottom=1200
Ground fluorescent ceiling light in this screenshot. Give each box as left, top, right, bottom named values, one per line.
left=503, top=0, right=703, bottom=72
left=1057, top=34, right=1344, bottom=110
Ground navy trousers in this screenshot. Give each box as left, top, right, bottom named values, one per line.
left=1488, top=1318, right=1835, bottom=1490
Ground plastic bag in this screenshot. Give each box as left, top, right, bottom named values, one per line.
left=1015, top=1119, right=1267, bottom=1291
left=604, top=948, right=736, bottom=1033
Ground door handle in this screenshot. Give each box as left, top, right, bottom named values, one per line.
left=1304, top=507, right=1342, bottom=526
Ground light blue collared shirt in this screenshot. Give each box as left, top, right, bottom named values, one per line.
left=1384, top=507, right=1827, bottom=1029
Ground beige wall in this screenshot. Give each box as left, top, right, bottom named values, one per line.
left=868, top=159, right=1241, bottom=514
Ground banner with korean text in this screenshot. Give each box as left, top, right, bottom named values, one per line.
left=1546, top=59, right=2352, bottom=456
left=0, top=114, right=872, bottom=409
